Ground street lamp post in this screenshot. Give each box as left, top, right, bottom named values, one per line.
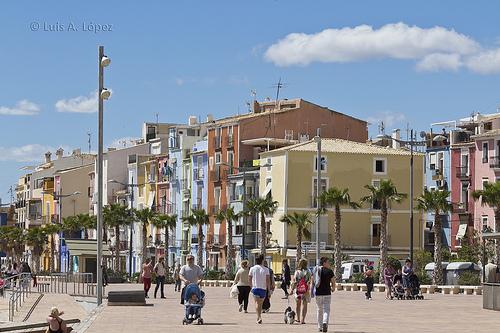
left=97, top=46, right=111, bottom=305
left=314, top=129, right=322, bottom=266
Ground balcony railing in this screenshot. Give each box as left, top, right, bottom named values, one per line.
left=210, top=166, right=227, bottom=182
left=181, top=178, right=188, bottom=190
left=227, top=135, right=234, bottom=147
left=455, top=166, right=470, bottom=179
left=490, top=156, right=500, bottom=169
left=193, top=168, right=204, bottom=181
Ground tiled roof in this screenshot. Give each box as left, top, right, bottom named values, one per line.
left=262, top=138, right=423, bottom=156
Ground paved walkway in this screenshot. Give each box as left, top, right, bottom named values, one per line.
left=81, top=284, right=499, bottom=333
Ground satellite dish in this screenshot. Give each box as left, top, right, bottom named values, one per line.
left=419, top=131, right=427, bottom=138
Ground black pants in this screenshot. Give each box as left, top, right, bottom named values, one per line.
left=155, top=276, right=165, bottom=298
left=281, top=280, right=290, bottom=296
left=237, top=286, right=251, bottom=311
left=365, top=277, right=374, bottom=299
left=180, top=286, right=186, bottom=304
left=263, top=290, right=271, bottom=310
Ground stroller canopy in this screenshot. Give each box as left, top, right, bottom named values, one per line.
left=184, top=283, right=203, bottom=301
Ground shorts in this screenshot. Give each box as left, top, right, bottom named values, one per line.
left=251, top=288, right=267, bottom=299
left=294, top=292, right=311, bottom=303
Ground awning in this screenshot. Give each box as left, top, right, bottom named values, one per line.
left=261, top=182, right=272, bottom=198
left=65, top=239, right=112, bottom=257
left=147, top=191, right=156, bottom=208
left=456, top=224, right=468, bottom=240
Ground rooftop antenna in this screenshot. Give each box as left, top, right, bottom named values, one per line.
left=245, top=101, right=252, bottom=113
left=378, top=121, right=385, bottom=135
left=87, top=131, right=92, bottom=153
left=251, top=89, right=257, bottom=101
left=8, top=185, right=14, bottom=205
left=271, top=77, right=286, bottom=109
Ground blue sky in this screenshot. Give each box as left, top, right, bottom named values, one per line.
left=1, top=0, right=500, bottom=203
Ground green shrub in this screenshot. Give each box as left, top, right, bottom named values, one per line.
left=416, top=272, right=432, bottom=285
left=387, top=256, right=402, bottom=271
left=205, top=269, right=223, bottom=280
left=349, top=272, right=365, bottom=283
left=457, top=271, right=480, bottom=286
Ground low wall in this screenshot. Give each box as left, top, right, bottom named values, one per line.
left=483, top=283, right=500, bottom=311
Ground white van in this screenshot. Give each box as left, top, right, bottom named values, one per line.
left=341, top=261, right=365, bottom=282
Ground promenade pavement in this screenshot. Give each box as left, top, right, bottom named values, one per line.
left=80, top=284, right=499, bottom=333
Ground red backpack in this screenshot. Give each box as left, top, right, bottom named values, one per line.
left=296, top=275, right=309, bottom=295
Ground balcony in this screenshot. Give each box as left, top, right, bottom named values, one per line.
left=193, top=168, right=204, bottom=181
left=455, top=166, right=470, bottom=180
left=210, top=166, right=226, bottom=182
left=453, top=203, right=470, bottom=215
left=166, top=203, right=176, bottom=214
left=431, top=169, right=443, bottom=181
left=490, top=156, right=500, bottom=170
left=180, top=178, right=189, bottom=190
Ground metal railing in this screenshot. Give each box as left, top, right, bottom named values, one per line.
left=0, top=273, right=32, bottom=321
left=35, top=272, right=96, bottom=296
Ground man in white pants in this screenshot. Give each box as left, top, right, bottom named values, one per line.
left=313, top=257, right=336, bottom=332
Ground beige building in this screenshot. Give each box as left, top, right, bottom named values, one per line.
left=259, top=139, right=424, bottom=272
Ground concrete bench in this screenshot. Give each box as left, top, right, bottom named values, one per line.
left=359, top=284, right=367, bottom=292
left=441, top=286, right=460, bottom=295
left=335, top=283, right=343, bottom=291
left=461, top=286, right=476, bottom=295
left=474, top=286, right=483, bottom=295
left=374, top=284, right=386, bottom=292
left=108, top=290, right=146, bottom=306
left=0, top=319, right=80, bottom=333
left=343, top=283, right=353, bottom=291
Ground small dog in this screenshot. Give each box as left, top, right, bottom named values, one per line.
left=284, top=306, right=296, bottom=324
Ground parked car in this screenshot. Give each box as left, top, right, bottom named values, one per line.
left=445, top=262, right=480, bottom=285
left=341, top=261, right=365, bottom=282
left=424, top=262, right=449, bottom=284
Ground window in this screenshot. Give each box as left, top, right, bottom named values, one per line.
left=374, top=158, right=387, bottom=174
left=214, top=187, right=221, bottom=211
left=228, top=126, right=233, bottom=137
left=227, top=151, right=234, bottom=173
left=235, top=224, right=243, bottom=235
left=483, top=142, right=489, bottom=163
left=482, top=215, right=489, bottom=230
left=371, top=223, right=381, bottom=247
left=312, top=178, right=328, bottom=207
left=314, top=156, right=327, bottom=171
left=482, top=177, right=489, bottom=189
left=215, top=127, right=221, bottom=137
left=266, top=158, right=272, bottom=171
left=461, top=183, right=468, bottom=210
left=429, top=153, right=436, bottom=170
left=215, top=152, right=221, bottom=164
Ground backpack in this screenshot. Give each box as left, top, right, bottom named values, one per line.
left=296, top=275, right=309, bottom=295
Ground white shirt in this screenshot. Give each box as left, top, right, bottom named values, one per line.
left=154, top=262, right=166, bottom=277
left=249, top=265, right=269, bottom=290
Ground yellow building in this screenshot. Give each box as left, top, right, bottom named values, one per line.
left=259, top=139, right=424, bottom=272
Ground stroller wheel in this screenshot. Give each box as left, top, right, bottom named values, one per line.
left=182, top=319, right=187, bottom=325
left=198, top=319, right=204, bottom=325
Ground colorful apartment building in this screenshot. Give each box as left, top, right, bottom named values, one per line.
left=206, top=98, right=368, bottom=270
left=259, top=139, right=424, bottom=273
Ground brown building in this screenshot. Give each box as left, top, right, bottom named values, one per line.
left=206, top=98, right=367, bottom=269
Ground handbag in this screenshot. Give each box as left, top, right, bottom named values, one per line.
left=230, top=284, right=239, bottom=299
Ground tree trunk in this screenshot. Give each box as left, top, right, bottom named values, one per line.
left=225, top=219, right=234, bottom=276
left=334, top=204, right=343, bottom=283
left=260, top=212, right=266, bottom=256
left=103, top=224, right=108, bottom=243
left=142, top=223, right=148, bottom=264
left=115, top=225, right=121, bottom=271
left=495, top=209, right=500, bottom=264
left=296, top=227, right=302, bottom=264
left=433, top=211, right=443, bottom=285
left=197, top=224, right=203, bottom=268
left=379, top=200, right=388, bottom=282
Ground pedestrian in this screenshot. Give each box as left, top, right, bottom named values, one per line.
left=154, top=257, right=167, bottom=299
left=291, top=258, right=311, bottom=324
left=179, top=255, right=204, bottom=305
left=101, top=264, right=108, bottom=287
left=262, top=260, right=275, bottom=313
left=234, top=260, right=251, bottom=313
left=281, top=259, right=291, bottom=298
left=383, top=262, right=396, bottom=300
left=11, top=263, right=19, bottom=287
left=249, top=254, right=270, bottom=324
left=402, top=259, right=413, bottom=298
left=46, top=307, right=67, bottom=333
left=174, top=263, right=182, bottom=292
left=363, top=262, right=374, bottom=300
left=313, top=257, right=335, bottom=333
left=141, top=258, right=153, bottom=298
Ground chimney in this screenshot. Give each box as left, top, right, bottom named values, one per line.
left=56, top=148, right=64, bottom=159
left=188, top=116, right=197, bottom=126
left=72, top=148, right=81, bottom=156
left=44, top=151, right=52, bottom=163
left=392, top=129, right=401, bottom=149
left=206, top=114, right=214, bottom=123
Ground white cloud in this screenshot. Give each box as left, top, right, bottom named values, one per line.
left=416, top=53, right=463, bottom=72
left=55, top=91, right=98, bottom=113
left=367, top=111, right=406, bottom=129
left=0, top=144, right=57, bottom=162
left=265, top=22, right=479, bottom=66
left=466, top=49, right=500, bottom=74
left=0, top=100, right=40, bottom=116
left=264, top=22, right=500, bottom=75
left=175, top=78, right=185, bottom=86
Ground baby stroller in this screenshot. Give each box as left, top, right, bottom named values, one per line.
left=182, top=283, right=205, bottom=325
left=407, top=274, right=424, bottom=300
left=392, top=283, right=405, bottom=300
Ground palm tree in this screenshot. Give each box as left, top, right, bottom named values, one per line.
left=152, top=213, right=177, bottom=265
left=104, top=204, right=133, bottom=271
left=245, top=196, right=278, bottom=255
left=473, top=182, right=500, bottom=262
left=25, top=227, right=48, bottom=273
left=361, top=179, right=407, bottom=281
left=182, top=209, right=209, bottom=268
left=321, top=187, right=360, bottom=282
left=416, top=189, right=452, bottom=285
left=0, top=226, right=24, bottom=263
left=215, top=207, right=240, bottom=275
left=44, top=223, right=61, bottom=272
left=134, top=208, right=157, bottom=264
left=279, top=212, right=314, bottom=263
